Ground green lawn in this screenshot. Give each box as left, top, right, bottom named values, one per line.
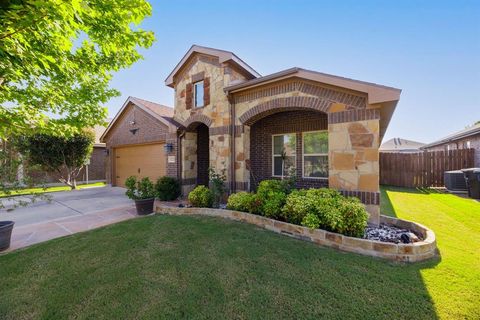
left=0, top=182, right=106, bottom=198
left=0, top=187, right=478, bottom=319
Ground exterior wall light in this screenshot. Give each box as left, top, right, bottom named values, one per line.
left=164, top=143, right=174, bottom=153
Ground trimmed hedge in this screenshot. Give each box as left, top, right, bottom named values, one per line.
left=188, top=186, right=213, bottom=208
left=227, top=181, right=369, bottom=238
left=155, top=176, right=181, bottom=201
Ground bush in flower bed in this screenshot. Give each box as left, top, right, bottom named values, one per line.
left=255, top=179, right=290, bottom=219
left=226, top=180, right=369, bottom=238
left=226, top=191, right=258, bottom=213
left=188, top=185, right=213, bottom=208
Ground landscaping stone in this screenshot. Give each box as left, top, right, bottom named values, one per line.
left=156, top=203, right=437, bottom=263
left=364, top=224, right=422, bottom=244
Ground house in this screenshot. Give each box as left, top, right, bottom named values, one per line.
left=100, top=45, right=401, bottom=224
left=421, top=123, right=480, bottom=167
left=380, top=137, right=425, bottom=153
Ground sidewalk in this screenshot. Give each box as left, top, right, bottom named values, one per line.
left=6, top=204, right=137, bottom=252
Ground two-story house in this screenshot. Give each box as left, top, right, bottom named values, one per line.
left=101, top=45, right=401, bottom=224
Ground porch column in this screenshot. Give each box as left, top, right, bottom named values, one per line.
left=328, top=110, right=381, bottom=225
left=233, top=125, right=250, bottom=192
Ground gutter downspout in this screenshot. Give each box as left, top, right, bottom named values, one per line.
left=228, top=94, right=235, bottom=194
left=178, top=129, right=185, bottom=185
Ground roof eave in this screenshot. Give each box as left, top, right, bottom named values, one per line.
left=421, top=128, right=480, bottom=149
left=165, top=45, right=260, bottom=88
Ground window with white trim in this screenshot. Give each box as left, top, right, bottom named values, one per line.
left=272, top=134, right=296, bottom=177
left=194, top=81, right=204, bottom=108
left=303, top=131, right=328, bottom=178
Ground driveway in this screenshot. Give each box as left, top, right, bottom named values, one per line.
left=1, top=186, right=137, bottom=251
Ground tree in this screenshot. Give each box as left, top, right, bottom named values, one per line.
left=0, top=0, right=155, bottom=137
left=16, top=130, right=95, bottom=189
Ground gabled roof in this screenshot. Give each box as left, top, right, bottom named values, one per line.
left=380, top=138, right=425, bottom=152
left=224, top=67, right=402, bottom=105
left=421, top=123, right=480, bottom=149
left=100, top=96, right=177, bottom=142
left=165, top=45, right=261, bottom=88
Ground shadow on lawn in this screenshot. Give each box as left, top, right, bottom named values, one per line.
left=380, top=185, right=442, bottom=319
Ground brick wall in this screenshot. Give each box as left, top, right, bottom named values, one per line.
left=103, top=103, right=175, bottom=184
left=250, top=110, right=328, bottom=189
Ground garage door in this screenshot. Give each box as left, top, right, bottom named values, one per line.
left=115, top=144, right=166, bottom=187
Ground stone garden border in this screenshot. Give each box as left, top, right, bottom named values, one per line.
left=155, top=204, right=437, bottom=263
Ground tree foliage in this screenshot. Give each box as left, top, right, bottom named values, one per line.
left=16, top=130, right=95, bottom=189
left=0, top=0, right=155, bottom=137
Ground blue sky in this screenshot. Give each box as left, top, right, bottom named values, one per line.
left=107, top=0, right=480, bottom=143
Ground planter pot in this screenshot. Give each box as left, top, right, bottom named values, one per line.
left=134, top=198, right=155, bottom=215
left=0, top=221, right=14, bottom=252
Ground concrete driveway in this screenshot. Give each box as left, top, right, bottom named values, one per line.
left=1, top=186, right=137, bottom=251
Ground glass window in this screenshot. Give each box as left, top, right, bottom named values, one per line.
left=194, top=81, right=204, bottom=107
left=272, top=134, right=296, bottom=177
left=303, top=131, right=328, bottom=178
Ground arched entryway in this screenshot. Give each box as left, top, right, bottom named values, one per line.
left=182, top=119, right=211, bottom=188
left=195, top=123, right=209, bottom=186
left=249, top=109, right=329, bottom=190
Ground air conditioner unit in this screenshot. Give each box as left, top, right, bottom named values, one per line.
left=444, top=170, right=467, bottom=191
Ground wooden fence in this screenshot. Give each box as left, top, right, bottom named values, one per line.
left=380, top=149, right=475, bottom=188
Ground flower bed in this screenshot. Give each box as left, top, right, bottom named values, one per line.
left=155, top=204, right=437, bottom=263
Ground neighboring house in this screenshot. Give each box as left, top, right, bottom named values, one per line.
left=380, top=138, right=425, bottom=153
left=101, top=45, right=401, bottom=224
left=421, top=123, right=480, bottom=167
left=29, top=124, right=108, bottom=184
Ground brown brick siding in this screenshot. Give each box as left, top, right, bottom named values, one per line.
left=339, top=190, right=380, bottom=205
left=328, top=109, right=380, bottom=124
left=240, top=96, right=331, bottom=125
left=183, top=113, right=212, bottom=129
left=103, top=103, right=175, bottom=184
left=250, top=110, right=329, bottom=190
left=234, top=80, right=367, bottom=109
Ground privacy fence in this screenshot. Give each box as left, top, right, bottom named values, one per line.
left=380, top=149, right=475, bottom=188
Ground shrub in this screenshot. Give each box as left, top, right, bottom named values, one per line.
left=209, top=167, right=227, bottom=208
left=125, top=176, right=156, bottom=200
left=262, top=191, right=286, bottom=219
left=226, top=192, right=256, bottom=212
left=336, top=197, right=369, bottom=237
left=256, top=180, right=288, bottom=219
left=256, top=179, right=288, bottom=197
left=302, top=212, right=321, bottom=229
left=188, top=185, right=213, bottom=208
left=155, top=176, right=181, bottom=201
left=281, top=189, right=308, bottom=224
left=281, top=187, right=369, bottom=238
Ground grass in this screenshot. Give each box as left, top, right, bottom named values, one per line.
left=380, top=187, right=480, bottom=320
left=0, top=182, right=106, bottom=198
left=0, top=187, right=478, bottom=319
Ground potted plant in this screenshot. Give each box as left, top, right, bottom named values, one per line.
left=125, top=176, right=156, bottom=215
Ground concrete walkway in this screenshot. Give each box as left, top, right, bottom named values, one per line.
left=7, top=204, right=137, bottom=251
left=1, top=187, right=138, bottom=252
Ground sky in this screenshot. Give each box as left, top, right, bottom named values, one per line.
left=106, top=0, right=480, bottom=144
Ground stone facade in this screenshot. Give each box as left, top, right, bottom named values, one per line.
left=173, top=54, right=249, bottom=192
left=166, top=49, right=399, bottom=224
